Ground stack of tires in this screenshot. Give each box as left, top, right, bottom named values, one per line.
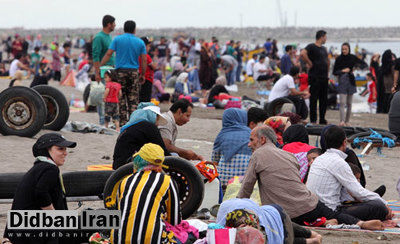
left=0, top=85, right=69, bottom=137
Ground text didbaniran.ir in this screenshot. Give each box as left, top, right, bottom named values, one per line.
left=7, top=210, right=121, bottom=229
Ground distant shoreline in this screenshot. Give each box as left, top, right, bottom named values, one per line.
left=2, top=27, right=400, bottom=44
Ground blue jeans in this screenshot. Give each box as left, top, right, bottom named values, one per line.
left=226, top=66, right=237, bottom=86
left=236, top=63, right=242, bottom=82
left=97, top=102, right=105, bottom=125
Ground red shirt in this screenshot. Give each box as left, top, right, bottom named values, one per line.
left=105, top=82, right=121, bottom=103
left=139, top=54, right=154, bottom=83
left=367, top=81, right=377, bottom=103
left=298, top=73, right=309, bottom=91
left=78, top=60, right=88, bottom=71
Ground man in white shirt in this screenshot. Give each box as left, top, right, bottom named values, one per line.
left=307, top=126, right=392, bottom=221
left=245, top=54, right=257, bottom=78
left=268, top=67, right=310, bottom=120
left=253, top=55, right=270, bottom=81
left=168, top=38, right=179, bottom=57
left=9, top=53, right=33, bottom=77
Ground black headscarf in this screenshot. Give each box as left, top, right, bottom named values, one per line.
left=282, top=124, right=309, bottom=144
left=332, top=43, right=359, bottom=75
left=381, top=49, right=394, bottom=76
left=32, top=142, right=52, bottom=159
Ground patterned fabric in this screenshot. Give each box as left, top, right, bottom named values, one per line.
left=116, top=69, right=140, bottom=126
left=225, top=209, right=260, bottom=229
left=212, top=150, right=251, bottom=186
left=293, top=152, right=309, bottom=180
left=111, top=170, right=181, bottom=244
left=105, top=102, right=119, bottom=122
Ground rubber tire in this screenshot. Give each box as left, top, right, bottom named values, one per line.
left=0, top=87, right=47, bottom=137
left=32, top=85, right=69, bottom=131
left=267, top=97, right=295, bottom=117
left=63, top=171, right=114, bottom=198
left=103, top=156, right=205, bottom=219
left=348, top=131, right=397, bottom=143
left=0, top=172, right=25, bottom=199
left=0, top=171, right=114, bottom=199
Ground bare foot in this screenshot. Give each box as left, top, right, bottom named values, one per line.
left=324, top=218, right=338, bottom=226
left=359, top=220, right=384, bottom=230
left=345, top=122, right=352, bottom=126
left=339, top=121, right=346, bottom=126
left=306, top=233, right=322, bottom=244
left=383, top=219, right=398, bottom=228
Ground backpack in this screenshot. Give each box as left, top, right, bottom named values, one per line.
left=89, top=81, right=105, bottom=106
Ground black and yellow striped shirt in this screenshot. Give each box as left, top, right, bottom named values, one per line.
left=112, top=170, right=181, bottom=244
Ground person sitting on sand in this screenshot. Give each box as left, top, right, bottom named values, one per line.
left=3, top=133, right=76, bottom=244
left=158, top=99, right=204, bottom=161
left=320, top=125, right=386, bottom=196
left=111, top=143, right=182, bottom=243
left=212, top=108, right=252, bottom=186
left=307, top=125, right=392, bottom=222
left=247, top=107, right=269, bottom=130
left=303, top=148, right=323, bottom=184
left=112, top=102, right=169, bottom=169
left=217, top=198, right=323, bottom=244
left=237, top=125, right=386, bottom=231
left=282, top=124, right=315, bottom=181
left=268, top=66, right=310, bottom=122
left=152, top=70, right=170, bottom=103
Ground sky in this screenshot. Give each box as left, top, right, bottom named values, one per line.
left=1, top=0, right=399, bottom=29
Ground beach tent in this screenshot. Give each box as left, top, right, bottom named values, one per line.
left=60, top=70, right=76, bottom=87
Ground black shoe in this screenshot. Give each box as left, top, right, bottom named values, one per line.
left=374, top=185, right=386, bottom=197
left=319, top=119, right=328, bottom=125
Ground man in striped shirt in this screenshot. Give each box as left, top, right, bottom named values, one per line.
left=112, top=143, right=181, bottom=244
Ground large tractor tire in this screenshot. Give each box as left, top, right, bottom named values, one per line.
left=0, top=87, right=46, bottom=137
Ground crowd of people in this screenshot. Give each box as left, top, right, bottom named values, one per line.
left=2, top=14, right=400, bottom=244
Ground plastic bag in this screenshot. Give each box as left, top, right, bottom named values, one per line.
left=223, top=176, right=261, bottom=205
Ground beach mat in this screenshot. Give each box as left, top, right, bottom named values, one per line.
left=308, top=200, right=400, bottom=234
left=87, top=164, right=113, bottom=171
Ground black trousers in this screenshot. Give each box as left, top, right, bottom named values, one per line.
left=338, top=199, right=388, bottom=221
left=139, top=80, right=153, bottom=103
left=271, top=204, right=311, bottom=244
left=286, top=95, right=309, bottom=120
left=309, top=76, right=328, bottom=123
left=292, top=201, right=359, bottom=226
left=53, top=71, right=61, bottom=81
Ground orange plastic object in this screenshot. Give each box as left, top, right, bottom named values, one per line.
left=195, top=161, right=219, bottom=182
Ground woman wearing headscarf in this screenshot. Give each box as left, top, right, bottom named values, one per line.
left=333, top=43, right=360, bottom=126
left=3, top=133, right=76, bottom=244
left=282, top=124, right=315, bottom=181
left=264, top=116, right=292, bottom=146
left=152, top=70, right=170, bottom=103
left=377, top=50, right=395, bottom=113
left=199, top=43, right=214, bottom=90
left=111, top=143, right=185, bottom=244
left=217, top=198, right=323, bottom=244
left=112, top=102, right=169, bottom=169
left=212, top=108, right=252, bottom=186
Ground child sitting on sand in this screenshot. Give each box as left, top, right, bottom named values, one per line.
left=103, top=70, right=121, bottom=131
left=303, top=148, right=323, bottom=184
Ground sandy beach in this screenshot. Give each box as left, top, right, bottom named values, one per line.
left=0, top=78, right=400, bottom=243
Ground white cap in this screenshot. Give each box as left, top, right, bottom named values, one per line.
left=143, top=106, right=168, bottom=125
